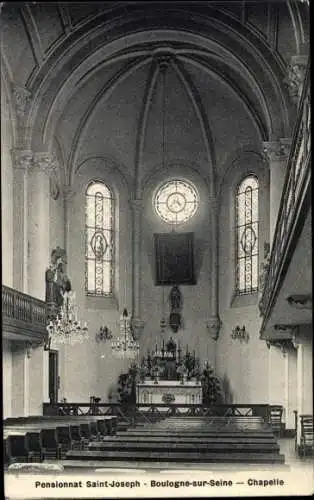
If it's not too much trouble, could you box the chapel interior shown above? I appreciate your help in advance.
[1,0,312,476]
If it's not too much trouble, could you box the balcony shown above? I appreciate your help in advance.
[2,285,48,344]
[259,61,311,339]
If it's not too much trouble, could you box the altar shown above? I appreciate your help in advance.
[136,338,203,410]
[137,379,202,406]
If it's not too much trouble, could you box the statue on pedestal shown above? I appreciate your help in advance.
[169,284,182,332]
[45,247,71,320]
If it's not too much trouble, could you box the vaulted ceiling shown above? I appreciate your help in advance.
[1,2,309,189]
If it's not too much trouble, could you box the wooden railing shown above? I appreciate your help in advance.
[259,61,311,329]
[2,285,47,343]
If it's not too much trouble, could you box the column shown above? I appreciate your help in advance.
[296,341,304,446]
[28,152,58,300]
[130,199,145,339]
[206,198,221,349]
[262,139,291,245]
[267,344,285,405]
[284,351,289,427]
[11,149,33,293]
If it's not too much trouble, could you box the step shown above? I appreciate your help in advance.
[63,459,290,471]
[66,450,285,463]
[88,442,280,453]
[117,431,275,438]
[100,436,277,444]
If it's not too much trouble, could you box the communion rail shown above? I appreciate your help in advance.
[43,402,272,425]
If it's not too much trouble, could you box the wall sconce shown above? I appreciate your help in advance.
[231,325,249,343]
[95,326,113,343]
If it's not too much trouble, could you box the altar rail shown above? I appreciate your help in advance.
[2,285,47,343]
[259,60,311,333]
[43,403,272,425]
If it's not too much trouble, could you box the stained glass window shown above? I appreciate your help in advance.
[235,175,259,294]
[154,179,199,224]
[85,181,114,296]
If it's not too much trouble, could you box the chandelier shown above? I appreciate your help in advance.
[46,291,88,345]
[111,308,140,359]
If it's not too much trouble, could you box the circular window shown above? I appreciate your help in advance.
[154,179,199,224]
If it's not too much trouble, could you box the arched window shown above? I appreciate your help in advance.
[235,175,259,294]
[85,181,114,296]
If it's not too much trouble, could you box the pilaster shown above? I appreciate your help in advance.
[130,199,143,322]
[292,333,304,445]
[262,139,291,244]
[12,84,32,148]
[11,149,33,293]
[28,152,59,299]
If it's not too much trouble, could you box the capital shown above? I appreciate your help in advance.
[284,56,308,104]
[206,315,222,341]
[12,84,32,118]
[11,149,33,171]
[33,152,59,176]
[262,139,291,162]
[131,317,145,340]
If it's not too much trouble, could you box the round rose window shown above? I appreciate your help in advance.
[154,179,199,224]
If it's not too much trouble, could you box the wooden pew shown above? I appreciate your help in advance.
[4,415,117,465]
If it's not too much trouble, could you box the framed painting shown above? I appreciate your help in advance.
[154,232,196,285]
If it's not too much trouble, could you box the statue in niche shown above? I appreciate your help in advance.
[45,247,71,319]
[169,285,182,333]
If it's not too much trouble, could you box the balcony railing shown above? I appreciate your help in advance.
[2,285,47,343]
[259,61,311,331]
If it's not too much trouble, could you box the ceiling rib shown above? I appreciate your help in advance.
[43,49,154,147]
[171,59,216,196]
[20,5,44,65]
[179,55,270,140]
[68,57,152,186]
[134,60,160,198]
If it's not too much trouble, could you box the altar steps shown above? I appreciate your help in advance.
[88,441,280,453]
[65,449,285,464]
[64,416,285,466]
[119,431,275,438]
[98,436,278,445]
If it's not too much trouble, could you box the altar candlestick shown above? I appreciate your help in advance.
[186,345,188,355]
[193,350,195,360]
[162,339,165,350]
